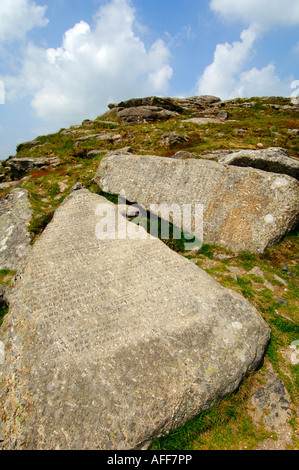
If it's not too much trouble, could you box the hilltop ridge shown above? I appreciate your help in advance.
[0,95,298,450]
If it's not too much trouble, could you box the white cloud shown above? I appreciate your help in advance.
[0,0,48,44]
[196,25,290,100]
[236,65,290,98]
[196,25,257,99]
[210,0,299,27]
[4,0,173,126]
[196,1,298,100]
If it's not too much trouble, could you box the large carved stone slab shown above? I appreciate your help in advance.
[0,188,32,270]
[0,190,270,450]
[94,153,299,253]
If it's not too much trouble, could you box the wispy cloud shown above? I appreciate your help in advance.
[0,0,48,44]
[210,0,299,28]
[2,0,173,126]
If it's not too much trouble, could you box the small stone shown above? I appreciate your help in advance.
[71,182,84,192]
[172,151,195,160]
[289,341,299,365]
[214,253,233,261]
[58,182,68,193]
[228,266,243,275]
[287,129,299,136]
[248,267,265,278]
[0,341,5,365]
[264,280,275,291]
[235,129,247,136]
[119,204,140,219]
[282,263,293,275]
[273,274,288,286]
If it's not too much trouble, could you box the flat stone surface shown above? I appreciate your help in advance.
[95,153,299,253]
[0,190,270,450]
[0,188,32,270]
[5,157,60,180]
[184,117,225,125]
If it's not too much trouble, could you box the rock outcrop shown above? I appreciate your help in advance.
[109,96,184,113]
[219,147,299,181]
[0,189,270,450]
[0,188,32,270]
[116,106,179,124]
[104,95,224,123]
[95,153,299,254]
[4,157,60,180]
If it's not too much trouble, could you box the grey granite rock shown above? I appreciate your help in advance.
[117,106,179,124]
[0,190,270,450]
[250,362,292,432]
[95,153,299,253]
[160,132,189,147]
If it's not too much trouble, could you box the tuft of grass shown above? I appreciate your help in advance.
[236,252,258,270]
[236,276,255,299]
[0,269,17,285]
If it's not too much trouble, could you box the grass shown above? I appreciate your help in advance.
[0,269,16,284]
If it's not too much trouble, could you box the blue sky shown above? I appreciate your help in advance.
[0,0,298,160]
